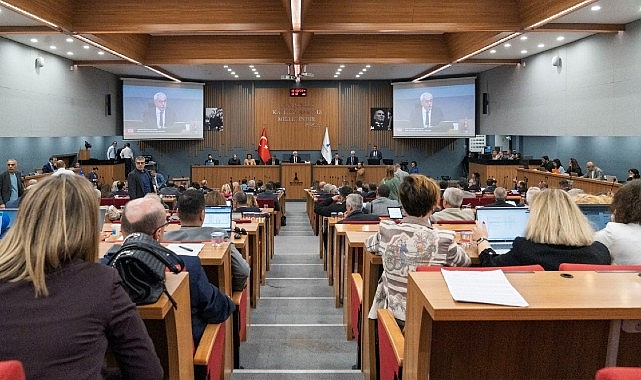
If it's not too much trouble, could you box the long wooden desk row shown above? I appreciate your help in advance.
[192,164,388,200]
[516,168,622,194]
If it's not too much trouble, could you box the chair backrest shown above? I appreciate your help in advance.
[257,197,275,209]
[595,367,641,380]
[377,308,404,380]
[0,360,26,380]
[559,263,641,271]
[416,265,545,272]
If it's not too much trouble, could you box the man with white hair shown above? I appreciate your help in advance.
[430,187,475,222]
[339,194,380,223]
[486,187,515,207]
[345,151,359,166]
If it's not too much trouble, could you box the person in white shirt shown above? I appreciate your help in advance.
[594,180,641,264]
[120,143,134,174]
[106,141,117,160]
[51,160,75,177]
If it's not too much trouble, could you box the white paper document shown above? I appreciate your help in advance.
[166,243,205,257]
[441,269,529,307]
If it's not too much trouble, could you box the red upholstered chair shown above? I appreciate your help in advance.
[231,284,249,369]
[350,273,364,368]
[0,360,26,380]
[257,198,275,209]
[377,308,404,380]
[559,263,641,271]
[194,323,225,380]
[595,367,641,380]
[416,264,545,272]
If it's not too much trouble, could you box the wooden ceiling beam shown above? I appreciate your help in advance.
[2,0,74,30]
[537,23,625,33]
[517,0,598,29]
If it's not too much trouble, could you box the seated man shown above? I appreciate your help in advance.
[314,186,351,217]
[233,191,261,214]
[338,194,380,223]
[164,190,250,292]
[486,187,515,207]
[364,184,400,216]
[158,180,181,197]
[102,197,235,346]
[482,178,497,194]
[430,187,475,222]
[108,181,128,197]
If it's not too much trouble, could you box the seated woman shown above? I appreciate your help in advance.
[220,183,233,199]
[367,174,470,326]
[473,188,611,270]
[243,153,256,165]
[0,174,162,379]
[626,168,640,181]
[595,179,641,264]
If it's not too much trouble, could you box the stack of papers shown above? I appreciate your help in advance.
[441,269,529,307]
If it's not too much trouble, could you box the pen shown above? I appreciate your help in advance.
[179,245,193,252]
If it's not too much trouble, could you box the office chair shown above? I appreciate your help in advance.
[0,360,26,380]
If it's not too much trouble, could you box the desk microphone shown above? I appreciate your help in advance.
[609,177,616,194]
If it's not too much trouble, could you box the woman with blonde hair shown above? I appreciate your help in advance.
[204,188,227,205]
[246,193,259,208]
[0,174,162,378]
[221,183,233,199]
[473,188,610,270]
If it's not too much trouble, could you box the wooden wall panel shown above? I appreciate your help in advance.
[313,165,388,188]
[281,163,311,200]
[191,165,280,190]
[254,87,339,151]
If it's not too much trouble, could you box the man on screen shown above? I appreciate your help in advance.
[370,109,391,130]
[143,92,177,130]
[411,92,445,130]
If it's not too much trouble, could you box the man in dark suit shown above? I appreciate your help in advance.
[289,151,302,163]
[142,92,177,130]
[338,194,380,223]
[127,156,155,199]
[410,92,445,130]
[266,154,280,165]
[345,151,359,166]
[256,182,281,211]
[331,153,343,165]
[368,145,383,161]
[42,156,56,173]
[0,159,24,208]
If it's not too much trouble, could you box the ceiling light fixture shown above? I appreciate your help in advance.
[526,0,592,29]
[413,64,452,82]
[591,5,601,11]
[30,38,38,43]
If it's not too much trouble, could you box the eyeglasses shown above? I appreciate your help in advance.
[153,221,170,235]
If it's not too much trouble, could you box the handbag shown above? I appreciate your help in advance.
[107,232,184,308]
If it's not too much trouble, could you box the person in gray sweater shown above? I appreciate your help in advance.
[364,184,400,216]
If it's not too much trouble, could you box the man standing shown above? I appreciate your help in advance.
[368,145,383,161]
[107,141,118,160]
[42,156,56,173]
[0,159,24,209]
[584,161,605,180]
[120,143,134,175]
[86,167,100,188]
[127,156,155,199]
[164,190,250,292]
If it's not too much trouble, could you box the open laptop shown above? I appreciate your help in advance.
[475,207,530,254]
[577,204,611,231]
[387,206,403,220]
[202,205,233,232]
[0,208,19,239]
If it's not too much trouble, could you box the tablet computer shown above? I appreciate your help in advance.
[388,207,403,219]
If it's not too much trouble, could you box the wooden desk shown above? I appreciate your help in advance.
[281,163,312,200]
[242,223,261,308]
[138,272,194,380]
[404,271,641,380]
[517,168,622,194]
[198,243,233,380]
[333,223,379,307]
[343,231,377,339]
[322,216,339,285]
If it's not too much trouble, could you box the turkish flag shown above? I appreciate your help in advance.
[257,128,271,163]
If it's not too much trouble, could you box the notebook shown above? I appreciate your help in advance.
[577,204,611,231]
[475,207,530,254]
[0,208,19,239]
[202,205,233,231]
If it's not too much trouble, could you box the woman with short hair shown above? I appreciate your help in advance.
[367,175,470,325]
[595,179,641,264]
[473,188,611,270]
[0,174,162,379]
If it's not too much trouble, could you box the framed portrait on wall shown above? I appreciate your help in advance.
[205,107,224,131]
[370,108,392,130]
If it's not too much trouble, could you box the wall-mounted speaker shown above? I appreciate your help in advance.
[105,94,112,116]
[482,92,489,114]
[34,57,44,69]
[552,55,562,67]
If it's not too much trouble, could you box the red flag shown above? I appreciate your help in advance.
[257,128,271,163]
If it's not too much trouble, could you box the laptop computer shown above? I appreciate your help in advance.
[577,204,611,231]
[475,207,530,254]
[0,208,19,239]
[387,206,403,220]
[202,205,233,232]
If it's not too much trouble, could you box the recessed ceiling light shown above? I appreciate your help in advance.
[234,75,238,78]
[591,5,601,11]
[335,72,340,75]
[489,49,496,54]
[337,68,342,71]
[355,75,361,78]
[255,75,260,78]
[520,36,528,41]
[227,68,232,72]
[333,75,338,78]
[521,50,528,54]
[230,71,235,75]
[97,51,104,55]
[82,45,90,49]
[66,51,73,56]
[362,68,367,72]
[65,38,73,43]
[223,65,228,68]
[30,38,38,43]
[358,72,363,75]
[365,65,371,68]
[251,68,256,72]
[557,36,565,41]
[340,64,345,68]
[49,45,56,49]
[249,65,254,68]
[504,43,511,48]
[537,43,545,48]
